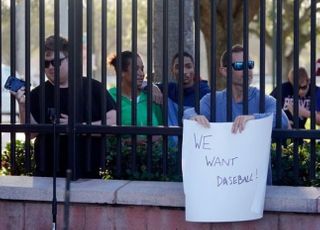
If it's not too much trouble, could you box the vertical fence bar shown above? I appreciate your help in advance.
[210,0,217,122]
[54,0,61,176]
[259,0,266,113]
[226,0,232,121]
[39,0,46,172]
[0,0,3,165]
[131,0,138,173]
[292,0,300,185]
[101,0,107,171]
[68,0,82,180]
[24,0,31,172]
[162,0,169,176]
[116,0,122,177]
[86,0,93,172]
[275,0,283,183]
[178,0,184,126]
[54,0,61,123]
[53,0,61,227]
[194,0,200,113]
[309,0,316,180]
[9,0,17,174]
[293,1,299,130]
[176,0,185,177]
[272,0,277,88]
[146,0,153,173]
[242,0,249,115]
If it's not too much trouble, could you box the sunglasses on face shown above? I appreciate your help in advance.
[44,57,67,68]
[228,61,254,71]
[299,84,308,90]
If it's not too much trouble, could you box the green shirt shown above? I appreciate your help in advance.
[109,87,163,126]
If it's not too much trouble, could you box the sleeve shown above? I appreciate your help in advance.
[199,93,211,120]
[270,86,277,98]
[168,98,178,126]
[30,89,41,123]
[183,93,211,120]
[200,81,211,98]
[262,95,289,129]
[106,90,116,111]
[316,88,320,111]
[183,107,197,119]
[153,103,163,125]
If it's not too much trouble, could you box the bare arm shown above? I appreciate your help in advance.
[10,87,38,139]
[82,110,117,125]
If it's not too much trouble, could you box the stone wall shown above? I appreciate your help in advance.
[0,176,319,229]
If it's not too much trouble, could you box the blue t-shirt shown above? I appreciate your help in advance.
[184,87,289,129]
[165,80,211,107]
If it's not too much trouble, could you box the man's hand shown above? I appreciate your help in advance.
[106,109,117,125]
[231,115,254,134]
[151,84,163,105]
[10,87,26,104]
[285,100,310,119]
[298,100,310,118]
[190,115,210,128]
[60,113,68,124]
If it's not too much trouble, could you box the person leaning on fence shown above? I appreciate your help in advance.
[270,67,320,129]
[10,35,117,179]
[184,44,290,185]
[108,51,163,128]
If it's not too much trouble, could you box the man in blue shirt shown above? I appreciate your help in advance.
[184,45,289,185]
[184,44,289,132]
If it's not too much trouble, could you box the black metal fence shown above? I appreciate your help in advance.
[0,0,319,186]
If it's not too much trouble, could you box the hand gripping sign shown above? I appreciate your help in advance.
[182,115,273,222]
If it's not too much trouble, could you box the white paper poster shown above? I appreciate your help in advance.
[182,115,273,222]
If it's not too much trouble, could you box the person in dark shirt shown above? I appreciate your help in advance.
[165,52,210,108]
[11,35,116,178]
[149,52,210,126]
[270,67,320,129]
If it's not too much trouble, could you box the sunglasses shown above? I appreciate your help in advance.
[44,57,67,68]
[299,84,308,90]
[228,61,254,71]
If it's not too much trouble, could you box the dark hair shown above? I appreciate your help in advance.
[288,67,309,84]
[108,51,140,73]
[45,35,69,57]
[171,51,194,68]
[220,44,244,67]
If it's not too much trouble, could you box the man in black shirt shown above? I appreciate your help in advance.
[12,35,116,178]
[270,67,320,129]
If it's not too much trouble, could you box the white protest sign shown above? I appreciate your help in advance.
[182,115,273,222]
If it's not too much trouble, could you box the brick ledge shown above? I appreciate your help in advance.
[0,176,319,213]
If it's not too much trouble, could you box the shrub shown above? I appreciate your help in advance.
[2,138,319,187]
[271,141,320,186]
[0,140,35,176]
[103,136,182,181]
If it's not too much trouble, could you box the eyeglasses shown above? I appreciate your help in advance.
[44,57,67,68]
[228,61,254,71]
[299,84,308,90]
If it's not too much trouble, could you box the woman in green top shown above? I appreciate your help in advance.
[108,51,163,126]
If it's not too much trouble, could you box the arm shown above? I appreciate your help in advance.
[10,88,39,139]
[296,106,320,126]
[142,81,163,105]
[183,93,212,128]
[87,109,117,125]
[264,95,289,129]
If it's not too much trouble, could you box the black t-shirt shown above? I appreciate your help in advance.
[270,82,319,129]
[30,78,115,178]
